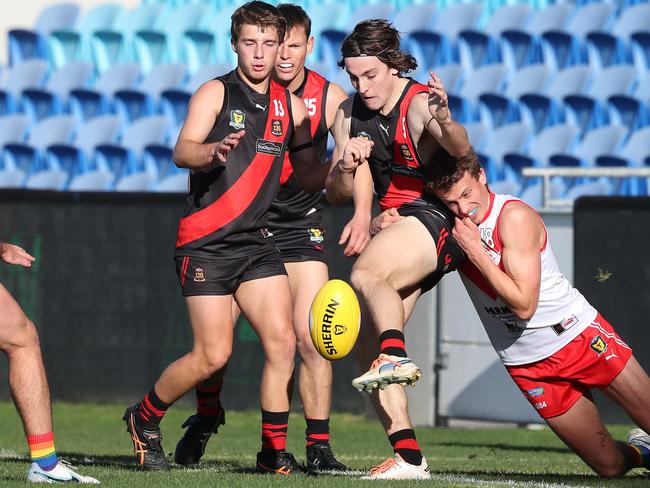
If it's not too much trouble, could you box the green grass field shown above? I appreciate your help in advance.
[0,402,647,487]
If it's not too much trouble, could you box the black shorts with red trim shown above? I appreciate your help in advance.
[398,201,465,293]
[175,241,286,296]
[271,226,327,263]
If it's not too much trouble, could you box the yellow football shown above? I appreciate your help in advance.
[309,279,361,360]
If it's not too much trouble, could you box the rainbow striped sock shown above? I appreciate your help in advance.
[27,432,58,471]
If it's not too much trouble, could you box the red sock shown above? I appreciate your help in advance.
[261,410,288,453]
[196,382,223,418]
[305,418,330,447]
[389,429,423,465]
[380,329,407,357]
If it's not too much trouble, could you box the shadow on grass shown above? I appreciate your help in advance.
[430,441,571,454]
[436,467,649,484]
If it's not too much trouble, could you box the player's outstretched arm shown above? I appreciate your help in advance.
[454,202,542,320]
[413,72,470,157]
[287,92,329,192]
[173,80,245,169]
[0,242,35,267]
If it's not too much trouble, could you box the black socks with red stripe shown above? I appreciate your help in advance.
[261,410,289,454]
[196,382,223,418]
[389,429,423,466]
[305,418,330,447]
[380,329,407,358]
[137,389,170,430]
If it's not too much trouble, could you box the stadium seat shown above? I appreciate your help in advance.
[607,77,650,133]
[585,3,650,71]
[505,123,579,169]
[596,126,650,167]
[408,2,483,68]
[391,4,437,35]
[519,180,567,208]
[630,32,650,73]
[489,179,521,196]
[563,65,638,135]
[91,4,163,73]
[69,63,141,122]
[185,63,233,93]
[540,3,614,71]
[22,62,94,122]
[499,3,572,72]
[477,122,530,181]
[0,114,30,146]
[457,4,531,71]
[7,3,79,65]
[551,125,627,169]
[114,63,186,123]
[429,64,464,95]
[479,64,552,128]
[134,3,207,74]
[449,64,508,124]
[144,144,188,192]
[49,4,122,69]
[0,59,49,115]
[464,122,487,149]
[564,180,612,200]
[518,65,592,132]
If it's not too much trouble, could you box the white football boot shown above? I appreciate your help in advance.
[361,453,431,480]
[628,428,650,470]
[27,460,100,484]
[352,354,422,392]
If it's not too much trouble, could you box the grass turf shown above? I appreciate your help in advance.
[0,402,648,487]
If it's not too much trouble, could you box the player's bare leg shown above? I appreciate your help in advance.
[235,274,304,474]
[351,217,437,391]
[1,284,99,483]
[125,295,234,470]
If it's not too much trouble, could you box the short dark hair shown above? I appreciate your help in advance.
[426,146,481,194]
[338,19,417,73]
[277,3,311,37]
[231,1,286,43]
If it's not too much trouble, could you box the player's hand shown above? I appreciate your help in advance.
[340,137,373,172]
[427,72,451,125]
[339,213,371,256]
[452,216,482,257]
[213,130,245,163]
[0,242,35,267]
[370,208,402,236]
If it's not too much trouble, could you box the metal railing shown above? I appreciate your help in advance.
[521,167,650,209]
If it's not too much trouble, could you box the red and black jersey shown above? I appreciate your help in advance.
[350,79,438,211]
[267,69,330,229]
[175,69,293,257]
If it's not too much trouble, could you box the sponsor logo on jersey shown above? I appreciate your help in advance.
[399,143,414,161]
[388,162,423,179]
[590,335,608,355]
[526,387,544,398]
[271,119,283,136]
[357,131,372,141]
[308,228,324,243]
[256,139,283,156]
[229,109,246,129]
[533,401,547,410]
[193,267,206,282]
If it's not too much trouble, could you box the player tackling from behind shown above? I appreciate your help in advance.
[423,149,650,478]
[0,242,98,483]
[173,3,352,472]
[123,1,330,475]
[325,20,468,478]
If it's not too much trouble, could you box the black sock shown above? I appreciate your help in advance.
[379,329,407,357]
[261,410,289,454]
[137,388,170,429]
[305,418,330,447]
[389,429,423,466]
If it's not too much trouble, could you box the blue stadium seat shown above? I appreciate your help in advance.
[564,180,612,200]
[457,4,531,72]
[69,62,141,122]
[0,60,49,115]
[608,77,650,133]
[185,63,233,93]
[144,144,187,192]
[596,126,650,167]
[91,4,163,73]
[134,3,207,74]
[585,3,650,71]
[540,2,614,71]
[519,180,567,209]
[49,4,122,69]
[8,3,79,65]
[479,64,552,128]
[408,2,483,67]
[489,179,521,196]
[563,65,638,135]
[464,122,487,149]
[477,122,530,181]
[518,65,592,132]
[0,114,30,146]
[391,4,437,35]
[22,62,93,122]
[450,64,508,124]
[114,63,186,124]
[429,64,464,95]
[505,123,579,169]
[499,3,572,72]
[631,32,650,73]
[550,125,627,168]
